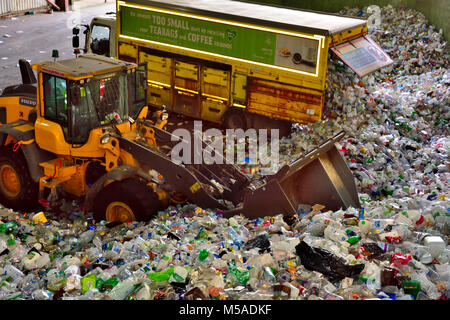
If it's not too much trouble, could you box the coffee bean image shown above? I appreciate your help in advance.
[292,52,302,64]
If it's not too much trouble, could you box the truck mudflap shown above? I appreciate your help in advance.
[240,131,361,219]
[120,128,360,219]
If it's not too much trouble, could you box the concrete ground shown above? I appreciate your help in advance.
[0,0,115,90]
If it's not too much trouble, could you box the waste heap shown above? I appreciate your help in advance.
[0,5,449,300]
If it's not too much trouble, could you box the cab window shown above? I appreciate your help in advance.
[128,64,147,119]
[69,84,100,145]
[43,73,69,138]
[90,24,111,57]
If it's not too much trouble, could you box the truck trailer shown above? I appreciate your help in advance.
[76,0,392,134]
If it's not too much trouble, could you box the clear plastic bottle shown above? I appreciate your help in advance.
[107,279,138,300]
[436,248,449,264]
[426,266,448,296]
[80,288,101,300]
[79,229,95,245]
[413,245,434,264]
[32,289,53,300]
[6,244,27,263]
[20,273,41,296]
[1,264,24,282]
[358,219,374,236]
[360,262,381,289]
[156,243,176,271]
[410,272,441,300]
[225,226,243,247]
[135,283,152,300]
[324,223,348,243]
[92,236,103,249]
[65,274,82,292]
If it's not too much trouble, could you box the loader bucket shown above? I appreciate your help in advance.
[241,131,360,219]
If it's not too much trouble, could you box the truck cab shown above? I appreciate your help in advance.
[84,13,117,58]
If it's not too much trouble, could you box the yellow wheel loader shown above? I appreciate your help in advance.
[0,54,360,223]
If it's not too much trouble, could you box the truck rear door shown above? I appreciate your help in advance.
[330,35,393,77]
[139,52,173,109]
[173,61,201,118]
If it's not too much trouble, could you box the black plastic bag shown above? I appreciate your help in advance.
[295,241,365,282]
[244,233,271,253]
[360,242,387,261]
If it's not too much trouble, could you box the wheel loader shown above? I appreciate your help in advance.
[0,54,360,223]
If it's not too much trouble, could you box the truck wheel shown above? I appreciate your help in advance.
[169,191,188,205]
[247,113,292,138]
[275,120,292,138]
[223,108,247,130]
[0,148,38,211]
[93,178,164,222]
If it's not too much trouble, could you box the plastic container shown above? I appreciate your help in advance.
[423,236,446,258]
[21,251,50,270]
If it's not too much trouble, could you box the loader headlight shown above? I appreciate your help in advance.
[160,112,168,121]
[100,134,110,145]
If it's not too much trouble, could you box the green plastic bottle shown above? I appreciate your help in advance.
[402,280,421,299]
[148,267,175,283]
[103,276,119,290]
[95,276,119,292]
[0,221,18,233]
[228,265,250,285]
[347,236,360,245]
[81,273,98,294]
[198,249,209,262]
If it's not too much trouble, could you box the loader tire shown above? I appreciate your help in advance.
[93,178,164,223]
[0,147,39,211]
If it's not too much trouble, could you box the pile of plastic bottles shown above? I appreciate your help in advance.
[0,5,448,300]
[0,197,448,300]
[270,5,449,203]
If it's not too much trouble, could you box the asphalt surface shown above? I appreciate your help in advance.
[0,1,115,91]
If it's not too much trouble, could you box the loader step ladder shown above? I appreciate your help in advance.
[38,158,78,202]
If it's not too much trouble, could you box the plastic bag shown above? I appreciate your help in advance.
[295,241,365,282]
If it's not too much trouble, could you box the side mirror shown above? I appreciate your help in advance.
[72,26,80,49]
[72,35,80,48]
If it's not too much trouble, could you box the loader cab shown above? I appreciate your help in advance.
[32,54,147,157]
